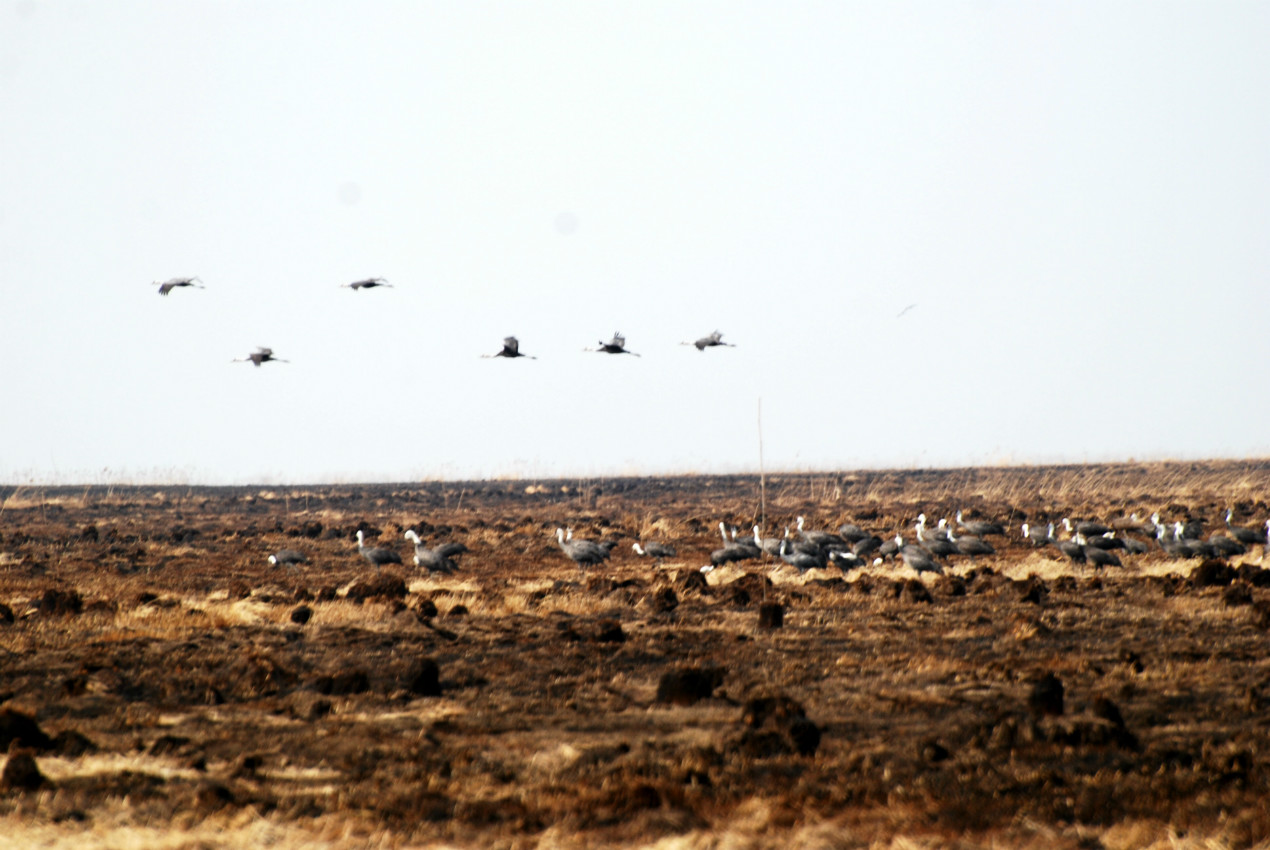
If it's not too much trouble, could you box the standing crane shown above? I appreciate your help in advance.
[355,530,402,570]
[555,528,612,569]
[404,530,467,573]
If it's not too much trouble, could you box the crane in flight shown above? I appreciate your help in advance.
[232,347,289,367]
[153,277,203,296]
[341,277,392,291]
[585,332,640,357]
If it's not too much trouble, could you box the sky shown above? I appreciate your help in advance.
[2,2,1268,485]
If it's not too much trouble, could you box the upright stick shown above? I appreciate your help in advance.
[757,397,766,531]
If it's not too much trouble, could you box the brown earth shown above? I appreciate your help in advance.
[1,460,1269,849]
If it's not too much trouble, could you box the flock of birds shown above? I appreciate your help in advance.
[266,508,1269,578]
[152,276,737,365]
[557,508,1270,575]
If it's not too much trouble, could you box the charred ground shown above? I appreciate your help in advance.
[1,460,1269,848]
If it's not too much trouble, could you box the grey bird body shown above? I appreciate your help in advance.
[405,530,467,573]
[342,277,392,290]
[586,332,640,356]
[956,510,1005,537]
[233,347,288,367]
[153,276,203,296]
[356,529,402,570]
[556,527,612,569]
[632,541,677,560]
[483,336,535,359]
[268,549,308,570]
[682,330,735,351]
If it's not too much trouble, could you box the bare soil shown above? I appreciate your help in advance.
[1,461,1269,849]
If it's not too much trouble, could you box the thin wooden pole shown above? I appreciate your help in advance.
[758,397,766,531]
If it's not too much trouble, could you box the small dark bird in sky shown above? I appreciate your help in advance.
[153,277,203,296]
[482,336,535,359]
[232,347,289,367]
[341,277,392,291]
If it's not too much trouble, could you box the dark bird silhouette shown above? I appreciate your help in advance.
[482,336,535,359]
[153,276,203,296]
[681,330,735,351]
[586,332,640,356]
[900,543,943,574]
[342,277,392,290]
[404,530,467,573]
[1057,537,1087,564]
[232,347,289,367]
[355,530,402,571]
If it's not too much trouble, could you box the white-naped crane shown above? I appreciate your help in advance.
[355,529,402,571]
[153,276,204,296]
[341,277,392,291]
[752,526,783,557]
[232,347,289,367]
[404,530,467,573]
[482,336,536,360]
[585,332,640,357]
[1084,531,1126,551]
[947,528,995,559]
[955,510,1005,538]
[1062,517,1111,537]
[681,330,736,351]
[836,521,869,543]
[1076,534,1122,568]
[1208,534,1247,558]
[1225,509,1262,546]
[555,527,612,569]
[709,521,759,567]
[779,538,825,571]
[915,525,957,559]
[268,549,308,570]
[795,516,847,549]
[916,513,949,542]
[1022,522,1054,547]
[1057,536,1086,564]
[632,541,677,560]
[900,541,943,574]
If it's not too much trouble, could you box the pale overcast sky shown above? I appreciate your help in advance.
[2,2,1267,484]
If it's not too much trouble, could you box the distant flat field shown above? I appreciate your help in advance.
[1,461,1269,849]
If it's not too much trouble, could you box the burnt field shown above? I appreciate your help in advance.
[1,460,1269,849]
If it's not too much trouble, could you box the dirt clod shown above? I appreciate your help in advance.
[757,601,784,629]
[1,748,49,791]
[1028,673,1065,717]
[655,666,726,706]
